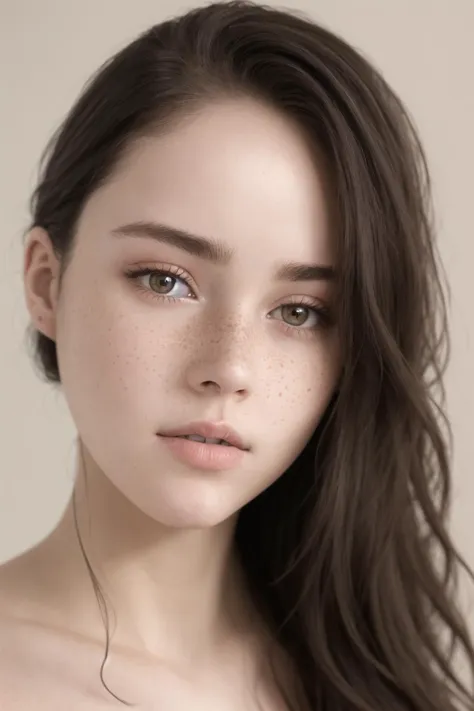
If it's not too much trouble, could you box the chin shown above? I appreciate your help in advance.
[144,506,236,531]
[122,480,240,531]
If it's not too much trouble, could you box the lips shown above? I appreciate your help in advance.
[159,421,249,451]
[173,434,232,446]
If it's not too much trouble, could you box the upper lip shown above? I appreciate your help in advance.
[159,421,249,451]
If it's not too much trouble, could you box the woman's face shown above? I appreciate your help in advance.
[40,99,341,528]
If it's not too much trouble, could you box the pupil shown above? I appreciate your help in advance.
[282,305,308,326]
[151,274,174,294]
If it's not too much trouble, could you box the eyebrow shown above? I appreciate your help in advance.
[111,221,337,283]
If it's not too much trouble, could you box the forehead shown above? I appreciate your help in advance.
[82,99,335,267]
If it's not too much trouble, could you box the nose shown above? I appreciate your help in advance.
[184,324,253,399]
[186,360,250,398]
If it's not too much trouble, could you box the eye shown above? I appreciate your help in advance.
[125,266,196,300]
[146,272,192,298]
[270,301,331,331]
[280,304,314,327]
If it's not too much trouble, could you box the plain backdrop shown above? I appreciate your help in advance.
[0,0,473,632]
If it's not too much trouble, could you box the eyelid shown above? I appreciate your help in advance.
[276,294,323,308]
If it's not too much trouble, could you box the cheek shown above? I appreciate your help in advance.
[55,279,181,428]
[262,341,339,440]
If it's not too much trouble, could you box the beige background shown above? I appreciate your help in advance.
[0,0,472,623]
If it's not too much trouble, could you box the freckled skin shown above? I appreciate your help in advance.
[52,100,340,529]
[0,96,344,707]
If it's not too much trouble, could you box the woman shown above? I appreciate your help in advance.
[0,1,472,709]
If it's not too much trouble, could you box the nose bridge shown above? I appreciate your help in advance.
[185,307,255,396]
[202,310,253,354]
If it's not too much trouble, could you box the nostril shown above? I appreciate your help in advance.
[202,380,219,389]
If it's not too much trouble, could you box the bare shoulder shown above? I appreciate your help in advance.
[0,556,299,710]
[0,556,106,711]
[0,616,292,711]
[0,611,297,711]
[0,610,109,711]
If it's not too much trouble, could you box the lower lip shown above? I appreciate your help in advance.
[158,436,246,471]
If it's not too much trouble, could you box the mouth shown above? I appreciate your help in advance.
[157,423,249,472]
[158,421,249,452]
[170,434,233,447]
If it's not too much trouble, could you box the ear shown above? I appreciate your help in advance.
[23,226,62,342]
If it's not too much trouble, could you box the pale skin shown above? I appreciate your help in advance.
[0,98,341,709]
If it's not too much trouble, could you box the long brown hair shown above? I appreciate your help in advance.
[24,2,474,709]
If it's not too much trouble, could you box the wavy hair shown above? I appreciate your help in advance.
[24,2,474,709]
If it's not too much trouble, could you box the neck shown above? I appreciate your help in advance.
[16,440,260,667]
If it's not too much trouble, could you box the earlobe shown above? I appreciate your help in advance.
[23,226,61,342]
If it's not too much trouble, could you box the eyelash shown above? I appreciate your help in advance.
[124,264,334,337]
